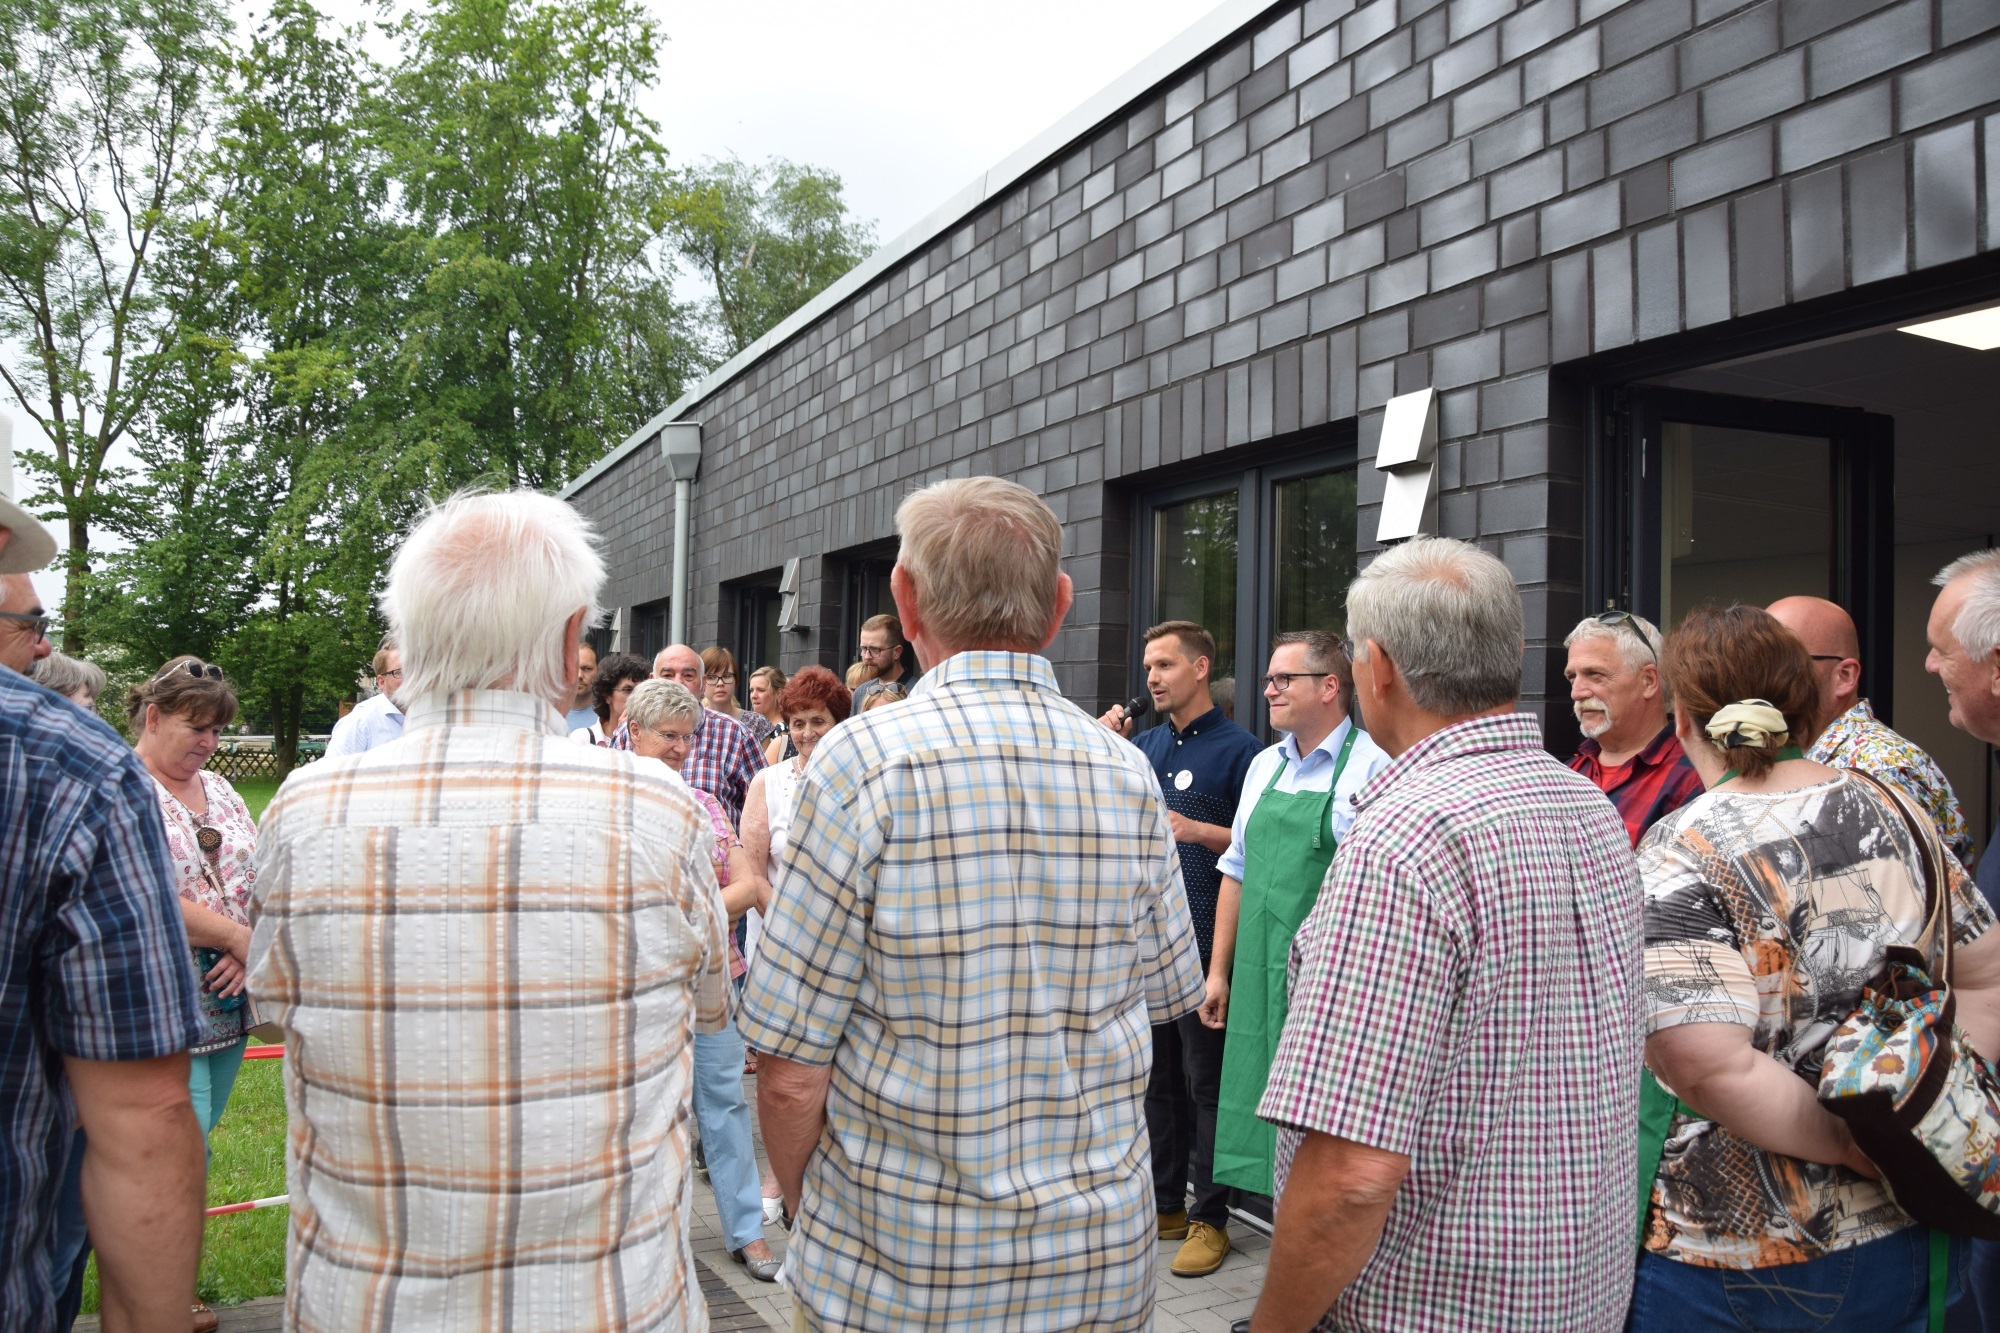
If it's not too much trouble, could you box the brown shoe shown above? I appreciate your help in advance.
[192,1301,220,1333]
[1157,1207,1189,1240]
[1170,1220,1229,1277]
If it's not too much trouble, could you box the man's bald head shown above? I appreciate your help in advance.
[654,644,703,690]
[1767,595,1860,729]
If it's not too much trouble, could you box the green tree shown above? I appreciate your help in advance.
[0,0,231,650]
[665,155,876,358]
[371,0,693,491]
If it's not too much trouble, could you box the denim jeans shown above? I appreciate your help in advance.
[52,1128,90,1328]
[190,1040,248,1140]
[1627,1226,1966,1332]
[693,1020,764,1252]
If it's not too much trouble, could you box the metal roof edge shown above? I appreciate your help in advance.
[561,0,1285,501]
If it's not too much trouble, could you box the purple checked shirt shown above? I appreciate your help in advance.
[1259,712,1644,1332]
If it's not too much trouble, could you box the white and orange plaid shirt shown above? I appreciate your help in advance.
[248,689,732,1333]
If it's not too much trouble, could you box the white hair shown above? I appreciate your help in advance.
[1564,612,1666,687]
[625,679,701,733]
[382,490,604,705]
[1936,549,2000,659]
[1347,536,1523,714]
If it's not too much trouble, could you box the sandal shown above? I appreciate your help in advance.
[192,1300,220,1333]
[730,1246,783,1283]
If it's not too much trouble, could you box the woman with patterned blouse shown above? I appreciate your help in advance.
[128,656,258,1333]
[1632,606,2000,1332]
[623,679,782,1283]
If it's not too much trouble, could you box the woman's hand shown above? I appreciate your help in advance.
[203,950,249,998]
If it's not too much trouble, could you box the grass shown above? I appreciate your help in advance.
[79,771,290,1314]
[80,1045,291,1313]
[234,778,282,822]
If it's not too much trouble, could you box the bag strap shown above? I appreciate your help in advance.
[1856,771,1953,986]
[1929,1228,1949,1333]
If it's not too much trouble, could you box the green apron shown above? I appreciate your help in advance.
[1212,726,1359,1196]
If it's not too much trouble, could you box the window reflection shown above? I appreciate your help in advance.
[1273,469,1357,638]
[1152,491,1239,680]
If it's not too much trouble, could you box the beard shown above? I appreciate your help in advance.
[1574,700,1613,739]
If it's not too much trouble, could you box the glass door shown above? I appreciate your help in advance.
[1602,386,1895,715]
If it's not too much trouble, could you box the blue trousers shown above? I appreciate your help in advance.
[1628,1226,1966,1332]
[692,1021,764,1252]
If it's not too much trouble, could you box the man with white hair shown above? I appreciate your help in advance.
[1928,549,2000,1333]
[249,490,732,1333]
[1562,610,1703,849]
[743,476,1203,1332]
[1243,537,1642,1333]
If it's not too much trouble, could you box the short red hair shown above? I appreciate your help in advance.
[781,664,852,724]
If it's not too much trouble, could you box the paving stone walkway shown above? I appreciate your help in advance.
[75,1076,1268,1331]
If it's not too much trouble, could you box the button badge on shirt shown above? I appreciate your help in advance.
[1174,770,1193,791]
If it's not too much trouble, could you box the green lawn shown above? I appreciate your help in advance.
[234,777,282,822]
[80,1044,290,1312]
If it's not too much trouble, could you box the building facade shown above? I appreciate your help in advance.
[566,0,2000,846]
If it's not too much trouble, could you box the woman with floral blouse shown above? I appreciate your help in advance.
[128,655,258,1333]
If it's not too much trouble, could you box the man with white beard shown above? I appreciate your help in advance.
[1562,611,1703,849]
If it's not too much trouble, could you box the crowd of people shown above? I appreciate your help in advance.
[6,467,2000,1333]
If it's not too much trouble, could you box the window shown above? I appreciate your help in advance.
[831,542,900,673]
[1152,491,1241,680]
[1135,445,1358,734]
[630,597,670,663]
[736,583,783,674]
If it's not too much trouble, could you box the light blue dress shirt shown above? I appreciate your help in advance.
[325,691,404,756]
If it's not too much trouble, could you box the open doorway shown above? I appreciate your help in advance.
[1598,307,2000,855]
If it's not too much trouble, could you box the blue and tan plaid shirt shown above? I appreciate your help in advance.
[739,650,1204,1332]
[0,671,204,1331]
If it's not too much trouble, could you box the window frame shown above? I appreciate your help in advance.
[1132,440,1359,737]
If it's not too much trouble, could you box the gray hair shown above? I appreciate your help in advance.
[1347,537,1523,714]
[625,679,702,734]
[382,490,604,705]
[1935,549,2000,659]
[30,651,106,703]
[1564,613,1664,675]
[896,476,1063,652]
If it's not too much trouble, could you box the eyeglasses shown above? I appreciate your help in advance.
[858,644,899,658]
[379,667,404,680]
[633,723,700,744]
[158,659,224,681]
[0,610,50,641]
[1593,610,1657,661]
[1263,672,1331,691]
[713,671,735,681]
[1807,654,1849,663]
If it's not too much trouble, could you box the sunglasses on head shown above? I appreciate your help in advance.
[160,659,225,682]
[1593,610,1657,661]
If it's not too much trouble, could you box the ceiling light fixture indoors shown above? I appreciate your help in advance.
[1899,305,2000,351]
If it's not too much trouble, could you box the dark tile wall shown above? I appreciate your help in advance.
[571,0,1999,717]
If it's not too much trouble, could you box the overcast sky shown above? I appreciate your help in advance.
[642,0,1220,248]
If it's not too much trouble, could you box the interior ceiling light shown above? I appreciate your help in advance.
[1899,305,2000,351]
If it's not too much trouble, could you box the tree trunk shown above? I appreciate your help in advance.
[274,680,303,781]
[62,512,89,654]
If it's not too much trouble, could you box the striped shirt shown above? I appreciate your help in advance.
[0,671,205,1332]
[1260,712,1644,1332]
[248,689,732,1333]
[738,651,1204,1332]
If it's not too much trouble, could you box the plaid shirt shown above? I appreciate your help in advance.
[249,689,732,1333]
[1568,722,1705,850]
[612,706,763,829]
[1261,713,1643,1332]
[1811,699,1974,867]
[739,651,1204,1332]
[0,672,204,1331]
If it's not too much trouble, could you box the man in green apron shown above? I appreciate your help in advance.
[1200,630,1390,1204]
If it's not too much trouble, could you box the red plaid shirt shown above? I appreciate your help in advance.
[1568,722,1705,850]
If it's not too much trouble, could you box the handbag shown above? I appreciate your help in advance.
[1815,774,2000,1240]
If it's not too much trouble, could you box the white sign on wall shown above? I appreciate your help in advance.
[1374,386,1439,543]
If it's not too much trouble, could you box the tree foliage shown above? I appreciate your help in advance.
[666,156,876,359]
[0,0,872,758]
